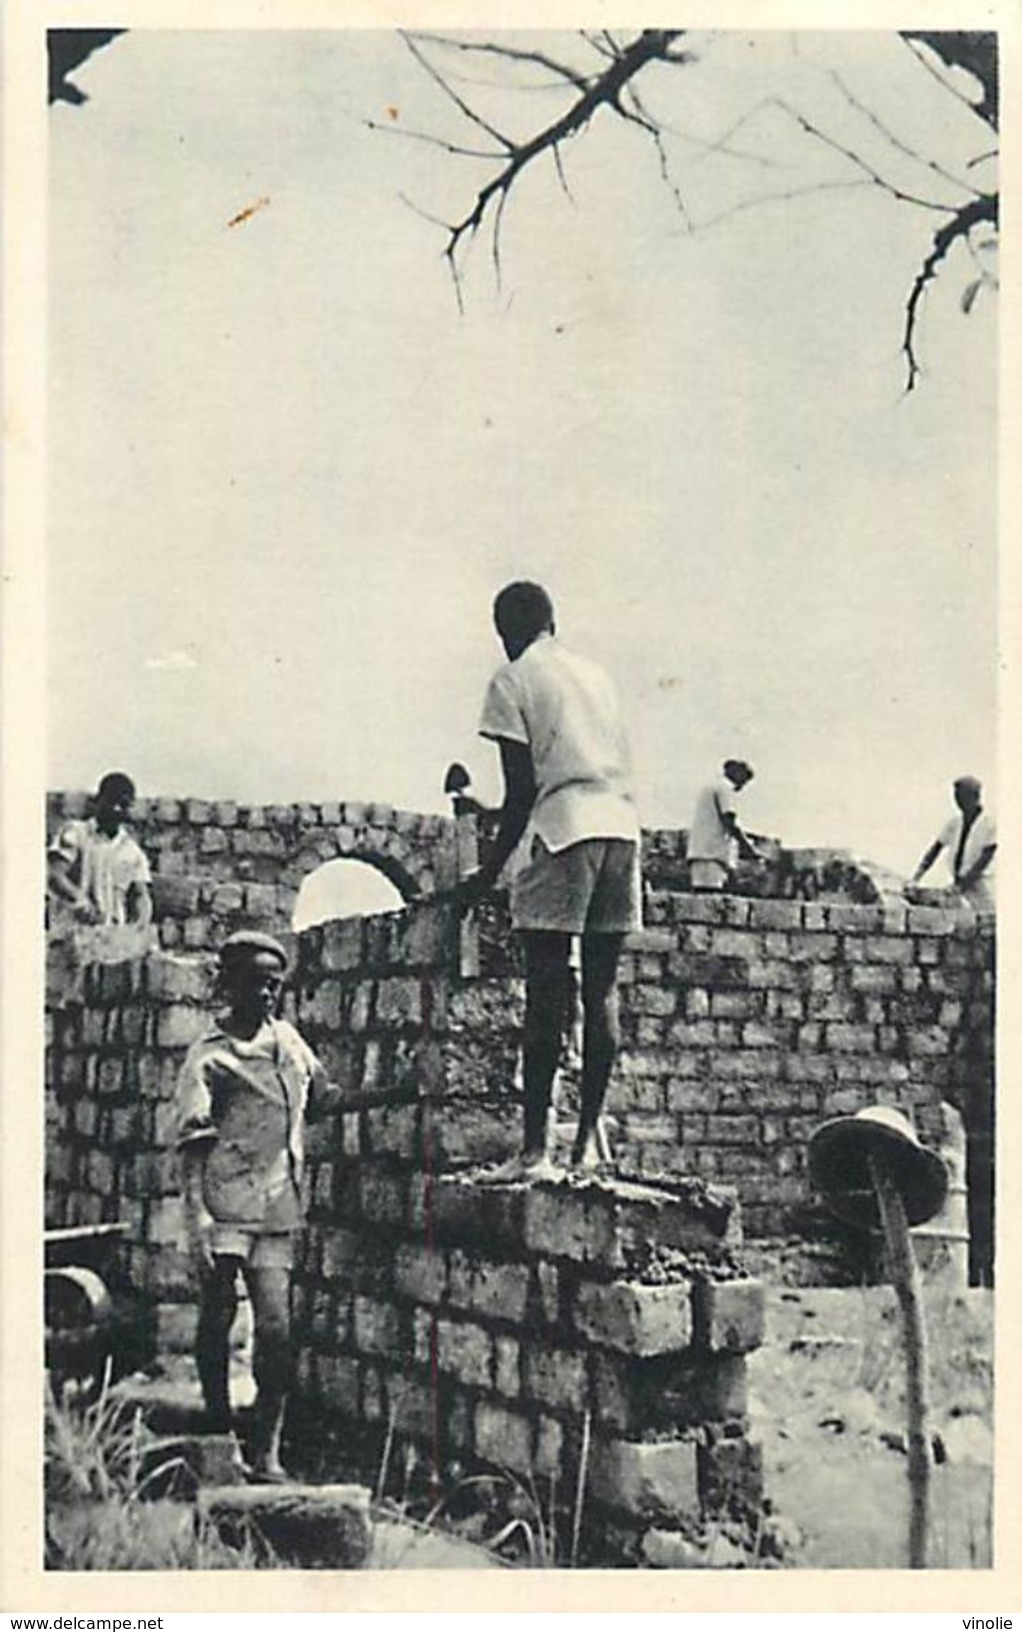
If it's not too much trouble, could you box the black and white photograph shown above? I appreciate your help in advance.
[3,2,1017,1610]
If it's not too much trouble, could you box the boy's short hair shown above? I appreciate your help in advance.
[724,758,753,782]
[493,582,555,647]
[95,771,136,804]
[218,930,289,978]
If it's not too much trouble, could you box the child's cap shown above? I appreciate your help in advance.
[218,930,289,975]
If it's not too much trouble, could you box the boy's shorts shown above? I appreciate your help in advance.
[210,1224,296,1269]
[511,836,642,935]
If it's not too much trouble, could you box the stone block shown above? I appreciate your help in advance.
[473,1401,533,1475]
[447,1254,529,1323]
[436,1318,493,1388]
[574,1279,693,1355]
[692,1279,765,1353]
[589,1438,700,1520]
[197,1482,372,1568]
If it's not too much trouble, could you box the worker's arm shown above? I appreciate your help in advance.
[46,851,99,922]
[957,842,996,895]
[457,738,536,906]
[911,839,944,884]
[179,1140,215,1275]
[715,796,761,864]
[126,878,153,928]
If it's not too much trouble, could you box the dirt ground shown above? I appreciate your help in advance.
[748,1284,993,1569]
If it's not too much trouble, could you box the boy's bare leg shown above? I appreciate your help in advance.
[521,930,572,1161]
[572,933,625,1168]
[195,1256,240,1430]
[243,1264,293,1478]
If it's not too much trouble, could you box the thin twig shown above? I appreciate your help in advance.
[829,67,980,199]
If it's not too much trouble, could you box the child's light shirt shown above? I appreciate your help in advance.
[175,1017,327,1230]
[48,816,151,926]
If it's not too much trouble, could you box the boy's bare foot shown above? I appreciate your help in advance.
[570,1134,603,1171]
[243,1458,289,1485]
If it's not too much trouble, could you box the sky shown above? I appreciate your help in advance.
[47,28,998,879]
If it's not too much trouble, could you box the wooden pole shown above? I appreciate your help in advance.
[867,1150,932,1570]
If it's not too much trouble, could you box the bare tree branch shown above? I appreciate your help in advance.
[401,32,513,149]
[900,31,997,131]
[828,68,981,199]
[364,115,500,162]
[410,32,594,93]
[439,30,687,276]
[902,192,998,390]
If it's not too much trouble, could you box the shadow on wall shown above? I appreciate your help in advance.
[292,858,407,933]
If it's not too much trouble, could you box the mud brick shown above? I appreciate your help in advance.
[745,959,799,989]
[73,1099,99,1138]
[348,984,375,1035]
[522,1345,587,1414]
[594,1351,748,1433]
[589,1438,700,1519]
[364,1104,420,1162]
[631,985,677,1018]
[447,1254,529,1323]
[703,1115,758,1144]
[747,899,804,930]
[494,1335,521,1398]
[865,936,914,964]
[698,1432,764,1517]
[317,1354,363,1418]
[850,964,898,993]
[387,1374,440,1441]
[389,904,459,970]
[625,928,677,954]
[574,1280,693,1356]
[666,1020,716,1050]
[474,1401,533,1475]
[411,1306,434,1365]
[426,1101,519,1168]
[436,1318,492,1388]
[394,1242,448,1305]
[358,1165,408,1229]
[905,1025,951,1056]
[692,1279,765,1353]
[534,1415,564,1477]
[151,876,202,916]
[373,977,422,1030]
[353,1295,404,1359]
[320,918,365,973]
[429,1173,527,1252]
[825,1023,877,1052]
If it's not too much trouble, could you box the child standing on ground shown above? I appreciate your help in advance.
[175,931,335,1481]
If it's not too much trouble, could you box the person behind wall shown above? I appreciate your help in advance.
[175,931,340,1481]
[456,580,642,1179]
[911,775,997,909]
[47,772,155,993]
[687,759,763,891]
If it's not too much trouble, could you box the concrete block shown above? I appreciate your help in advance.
[692,1279,765,1353]
[589,1438,700,1519]
[197,1482,372,1568]
[574,1279,693,1355]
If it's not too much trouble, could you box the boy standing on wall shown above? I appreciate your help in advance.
[459,581,642,1177]
[175,931,336,1481]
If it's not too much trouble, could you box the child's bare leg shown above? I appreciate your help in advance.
[572,933,625,1167]
[243,1265,292,1477]
[196,1257,240,1429]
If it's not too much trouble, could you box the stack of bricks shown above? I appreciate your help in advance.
[46,792,458,957]
[292,1163,766,1566]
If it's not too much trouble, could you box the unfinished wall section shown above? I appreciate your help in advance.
[46,791,458,956]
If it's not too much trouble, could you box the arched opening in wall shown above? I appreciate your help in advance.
[292,857,406,932]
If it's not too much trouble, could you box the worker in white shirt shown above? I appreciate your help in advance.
[912,776,996,908]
